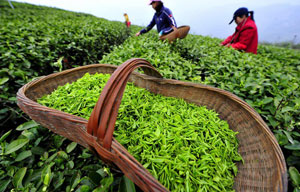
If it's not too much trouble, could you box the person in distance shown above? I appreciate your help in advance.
[124,13,131,28]
[135,0,177,37]
[221,7,258,54]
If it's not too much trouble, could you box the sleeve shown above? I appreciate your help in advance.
[161,9,176,34]
[221,34,234,45]
[163,9,176,27]
[140,16,156,34]
[230,27,255,50]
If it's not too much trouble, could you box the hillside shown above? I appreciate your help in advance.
[1,2,300,192]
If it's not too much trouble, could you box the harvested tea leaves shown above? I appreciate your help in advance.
[38,73,242,192]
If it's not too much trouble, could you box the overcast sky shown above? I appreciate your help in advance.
[12,0,300,42]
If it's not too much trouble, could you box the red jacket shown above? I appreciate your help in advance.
[222,17,258,54]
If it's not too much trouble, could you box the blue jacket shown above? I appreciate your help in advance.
[140,5,177,35]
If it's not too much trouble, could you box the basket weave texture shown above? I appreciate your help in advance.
[160,25,190,42]
[17,58,287,192]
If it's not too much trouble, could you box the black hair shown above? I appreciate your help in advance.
[230,7,255,24]
[236,11,255,22]
[249,11,255,21]
[155,1,163,12]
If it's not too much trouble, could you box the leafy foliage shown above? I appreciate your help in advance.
[172,35,300,133]
[101,33,198,81]
[0,1,132,134]
[0,122,128,192]
[1,1,300,191]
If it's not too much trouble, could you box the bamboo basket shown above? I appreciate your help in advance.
[160,25,190,42]
[17,58,287,192]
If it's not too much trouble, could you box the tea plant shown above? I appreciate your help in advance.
[0,121,130,192]
[0,2,131,134]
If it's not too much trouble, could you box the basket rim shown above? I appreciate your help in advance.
[160,25,190,41]
[17,63,288,191]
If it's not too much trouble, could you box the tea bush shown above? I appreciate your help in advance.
[0,2,132,134]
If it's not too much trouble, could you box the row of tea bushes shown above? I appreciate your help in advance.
[173,35,300,133]
[100,33,199,81]
[0,2,132,133]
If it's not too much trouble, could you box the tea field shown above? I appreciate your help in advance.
[0,1,299,192]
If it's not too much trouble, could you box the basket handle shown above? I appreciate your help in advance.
[87,58,163,150]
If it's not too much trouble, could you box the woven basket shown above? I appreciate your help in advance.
[160,25,190,42]
[17,58,287,192]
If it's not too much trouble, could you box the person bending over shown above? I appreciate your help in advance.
[221,7,258,54]
[136,0,177,37]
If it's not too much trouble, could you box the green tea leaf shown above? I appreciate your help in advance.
[75,185,91,192]
[94,176,114,192]
[283,130,295,144]
[70,173,81,191]
[41,165,52,186]
[16,121,39,131]
[0,77,9,85]
[31,146,45,155]
[53,135,66,148]
[285,144,300,150]
[293,132,300,137]
[289,167,300,187]
[13,167,27,188]
[0,180,11,192]
[57,151,68,159]
[15,150,32,161]
[5,138,29,155]
[44,172,51,186]
[281,106,294,113]
[67,161,75,169]
[119,176,136,192]
[66,142,77,153]
[0,130,12,142]
[262,97,273,105]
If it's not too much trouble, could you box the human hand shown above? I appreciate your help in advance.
[135,32,141,36]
